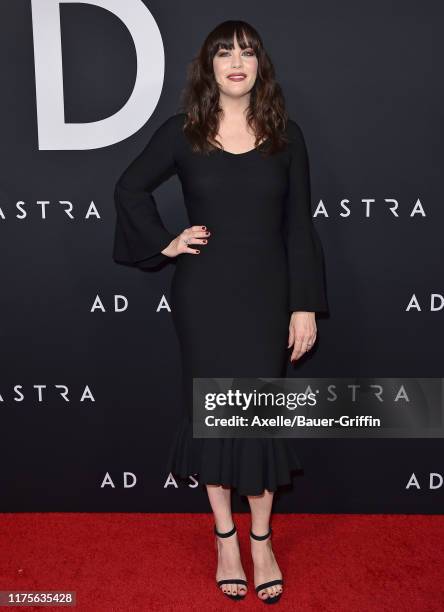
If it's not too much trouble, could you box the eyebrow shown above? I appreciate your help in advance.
[217,46,254,52]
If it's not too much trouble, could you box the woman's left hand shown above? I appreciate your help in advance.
[288,311,317,363]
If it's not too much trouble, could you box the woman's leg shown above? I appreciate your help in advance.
[248,489,283,601]
[206,484,247,596]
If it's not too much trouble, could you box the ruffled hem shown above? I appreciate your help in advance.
[165,417,302,496]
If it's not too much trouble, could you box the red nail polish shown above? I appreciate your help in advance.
[201,226,206,229]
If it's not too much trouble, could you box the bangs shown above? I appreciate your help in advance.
[210,21,262,55]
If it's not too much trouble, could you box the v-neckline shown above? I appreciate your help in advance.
[212,137,269,157]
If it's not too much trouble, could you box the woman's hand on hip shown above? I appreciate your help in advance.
[288,311,317,363]
[161,225,211,258]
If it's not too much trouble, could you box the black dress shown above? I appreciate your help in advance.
[113,112,328,496]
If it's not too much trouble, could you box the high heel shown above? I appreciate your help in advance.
[214,523,247,601]
[250,527,283,604]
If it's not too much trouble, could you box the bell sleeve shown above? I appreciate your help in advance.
[112,116,178,270]
[284,120,329,313]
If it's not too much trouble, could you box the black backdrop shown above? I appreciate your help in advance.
[1,0,443,513]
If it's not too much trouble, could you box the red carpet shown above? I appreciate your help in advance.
[1,513,443,611]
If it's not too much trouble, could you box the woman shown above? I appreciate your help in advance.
[113,20,328,604]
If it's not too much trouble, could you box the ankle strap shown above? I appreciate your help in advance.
[250,526,272,540]
[214,523,236,538]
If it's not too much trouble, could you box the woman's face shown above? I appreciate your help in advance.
[212,33,258,99]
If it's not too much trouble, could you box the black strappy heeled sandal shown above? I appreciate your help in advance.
[250,526,283,604]
[214,523,248,601]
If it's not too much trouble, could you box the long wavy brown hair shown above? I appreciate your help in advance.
[178,20,290,157]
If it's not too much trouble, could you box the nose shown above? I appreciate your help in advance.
[231,52,243,69]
